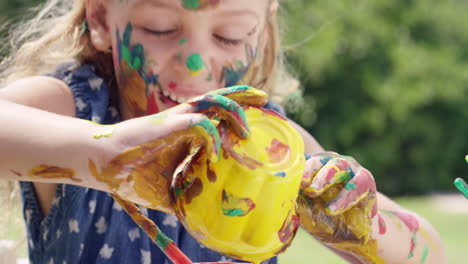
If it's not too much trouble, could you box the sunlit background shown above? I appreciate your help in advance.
[1,0,467,263]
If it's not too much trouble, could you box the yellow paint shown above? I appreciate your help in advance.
[29,165,80,182]
[420,227,438,252]
[89,126,215,214]
[298,185,383,264]
[171,107,305,263]
[93,126,116,139]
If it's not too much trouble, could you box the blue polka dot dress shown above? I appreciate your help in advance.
[19,63,282,264]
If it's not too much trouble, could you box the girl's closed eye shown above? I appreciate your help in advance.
[214,25,258,47]
[143,27,178,38]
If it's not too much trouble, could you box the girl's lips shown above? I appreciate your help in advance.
[159,90,179,108]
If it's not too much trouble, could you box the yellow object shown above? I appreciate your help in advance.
[171,106,305,263]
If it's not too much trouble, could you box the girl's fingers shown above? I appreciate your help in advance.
[210,85,269,107]
[173,93,250,139]
[325,168,378,217]
[301,154,327,189]
[303,157,355,198]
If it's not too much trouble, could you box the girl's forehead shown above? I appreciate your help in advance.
[122,0,268,11]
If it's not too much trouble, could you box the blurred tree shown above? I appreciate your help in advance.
[282,0,468,195]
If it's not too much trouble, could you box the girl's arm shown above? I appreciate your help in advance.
[0,77,114,192]
[289,120,446,264]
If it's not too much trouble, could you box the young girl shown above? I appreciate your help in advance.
[0,0,446,263]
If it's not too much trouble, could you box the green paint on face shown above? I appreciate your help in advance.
[186,53,204,72]
[344,183,357,190]
[179,38,187,45]
[182,0,200,9]
[420,246,429,264]
[206,73,213,81]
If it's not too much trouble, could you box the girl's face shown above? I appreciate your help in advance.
[91,0,270,118]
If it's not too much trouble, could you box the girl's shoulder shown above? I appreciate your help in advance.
[0,74,75,117]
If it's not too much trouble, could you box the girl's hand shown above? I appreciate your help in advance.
[89,86,267,213]
[298,152,381,263]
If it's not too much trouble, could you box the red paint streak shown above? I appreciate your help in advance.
[261,108,287,121]
[169,81,177,90]
[378,214,387,235]
[277,210,300,243]
[393,211,419,233]
[265,139,290,163]
[165,243,194,264]
[10,170,22,177]
[147,90,160,114]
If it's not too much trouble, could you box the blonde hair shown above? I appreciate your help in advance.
[0,0,299,104]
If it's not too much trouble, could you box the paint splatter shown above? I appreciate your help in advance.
[93,127,115,139]
[29,165,81,182]
[274,172,286,177]
[221,45,256,87]
[381,210,420,259]
[345,183,357,190]
[265,139,291,163]
[169,81,177,90]
[186,53,204,76]
[181,0,220,10]
[179,38,187,45]
[221,190,256,217]
[378,214,387,235]
[116,23,159,117]
[277,209,300,243]
[420,245,429,264]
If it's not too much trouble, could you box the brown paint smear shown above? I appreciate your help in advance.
[89,128,209,212]
[118,60,149,117]
[28,165,81,182]
[220,125,263,170]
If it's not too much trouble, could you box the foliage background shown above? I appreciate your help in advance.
[1,0,468,196]
[281,0,468,196]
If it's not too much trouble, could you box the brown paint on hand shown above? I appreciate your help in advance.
[28,165,81,182]
[89,129,209,212]
[297,186,383,264]
[183,177,203,204]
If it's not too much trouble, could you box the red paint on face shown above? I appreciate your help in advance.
[147,90,160,114]
[169,81,177,90]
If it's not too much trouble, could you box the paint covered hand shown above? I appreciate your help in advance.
[89,86,268,214]
[298,152,383,263]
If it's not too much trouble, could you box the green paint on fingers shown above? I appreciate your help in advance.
[420,246,429,264]
[454,178,468,199]
[345,183,357,190]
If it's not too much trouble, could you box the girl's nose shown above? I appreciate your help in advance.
[172,40,215,82]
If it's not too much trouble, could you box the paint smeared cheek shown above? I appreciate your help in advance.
[116,23,160,117]
[181,0,220,10]
[29,165,81,182]
[221,45,257,87]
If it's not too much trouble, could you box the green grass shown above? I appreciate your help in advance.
[280,195,468,264]
[1,195,467,263]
